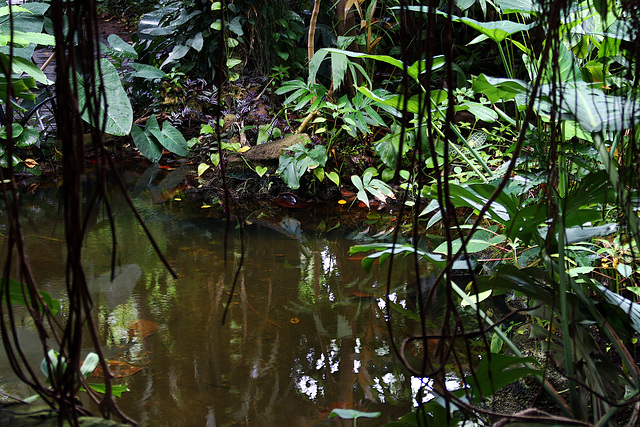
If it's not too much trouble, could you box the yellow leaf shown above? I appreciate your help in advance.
[338,199,347,205]
[24,158,38,168]
[237,146,250,153]
[197,163,210,176]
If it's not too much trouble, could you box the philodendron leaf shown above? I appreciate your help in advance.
[129,63,167,80]
[158,122,189,157]
[107,34,138,59]
[131,124,162,163]
[472,74,529,103]
[77,58,133,136]
[329,408,381,420]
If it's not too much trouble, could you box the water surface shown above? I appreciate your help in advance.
[2,167,421,426]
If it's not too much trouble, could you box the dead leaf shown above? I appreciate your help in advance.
[24,158,38,168]
[90,360,142,378]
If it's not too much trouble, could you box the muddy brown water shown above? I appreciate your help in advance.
[0,167,434,426]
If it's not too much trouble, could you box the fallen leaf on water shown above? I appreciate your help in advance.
[340,188,357,201]
[90,360,142,378]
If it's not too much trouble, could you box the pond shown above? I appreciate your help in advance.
[0,165,434,426]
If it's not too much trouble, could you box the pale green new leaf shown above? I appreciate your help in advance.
[0,31,55,47]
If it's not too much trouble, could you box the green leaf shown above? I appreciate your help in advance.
[472,74,529,103]
[5,55,52,85]
[153,121,189,157]
[256,166,268,177]
[131,124,162,163]
[77,59,133,136]
[329,408,381,420]
[490,325,504,353]
[496,0,540,13]
[16,126,39,148]
[465,354,541,402]
[453,16,537,42]
[0,75,37,101]
[189,32,204,51]
[326,171,340,186]
[617,263,633,278]
[129,63,167,80]
[434,230,505,254]
[161,45,190,68]
[41,349,64,379]
[459,102,498,122]
[1,276,60,315]
[227,58,242,69]
[550,83,640,132]
[86,383,129,398]
[0,123,23,139]
[107,34,138,59]
[0,31,55,47]
[0,5,32,16]
[313,167,324,182]
[228,16,244,36]
[331,50,349,91]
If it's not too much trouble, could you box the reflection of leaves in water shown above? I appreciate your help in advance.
[88,264,142,310]
[279,217,304,241]
[336,315,351,338]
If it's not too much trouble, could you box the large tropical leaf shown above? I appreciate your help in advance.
[145,115,189,157]
[77,59,133,136]
[472,75,529,103]
[131,124,162,163]
[552,83,640,132]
